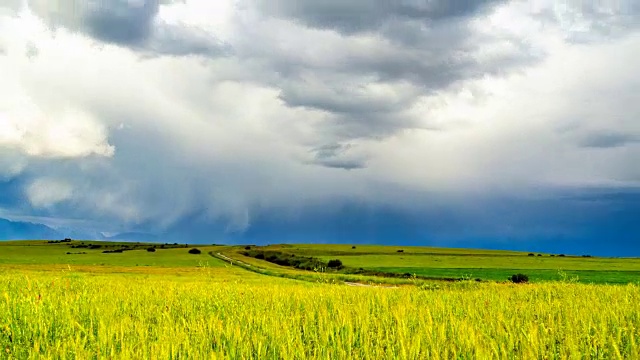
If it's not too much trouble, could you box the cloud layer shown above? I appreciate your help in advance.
[0,0,638,253]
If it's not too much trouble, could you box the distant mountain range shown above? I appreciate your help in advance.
[0,218,62,240]
[0,218,159,243]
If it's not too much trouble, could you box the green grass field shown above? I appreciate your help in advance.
[242,244,640,284]
[0,241,222,268]
[2,240,640,358]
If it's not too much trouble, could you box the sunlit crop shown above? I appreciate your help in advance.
[1,271,639,359]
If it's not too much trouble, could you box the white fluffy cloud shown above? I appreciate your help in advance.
[0,6,115,159]
[0,0,638,234]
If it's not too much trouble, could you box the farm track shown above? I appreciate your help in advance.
[344,282,398,288]
[210,252,400,287]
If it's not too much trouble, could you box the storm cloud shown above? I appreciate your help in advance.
[0,0,639,254]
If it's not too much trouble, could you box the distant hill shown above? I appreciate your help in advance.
[0,218,160,243]
[0,218,62,240]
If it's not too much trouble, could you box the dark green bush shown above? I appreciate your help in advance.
[509,273,529,284]
[528,253,535,256]
[103,249,123,253]
[188,248,201,255]
[397,249,404,253]
[243,250,329,270]
[327,259,343,268]
[147,247,156,252]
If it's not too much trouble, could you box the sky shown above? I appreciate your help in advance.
[0,0,638,255]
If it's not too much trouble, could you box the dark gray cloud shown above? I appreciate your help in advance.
[258,0,505,34]
[579,132,639,149]
[19,0,226,56]
[310,143,367,170]
[242,0,535,143]
[82,0,160,46]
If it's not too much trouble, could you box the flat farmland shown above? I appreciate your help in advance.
[255,244,640,283]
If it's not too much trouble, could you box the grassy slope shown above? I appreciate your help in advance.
[252,244,640,284]
[0,241,226,268]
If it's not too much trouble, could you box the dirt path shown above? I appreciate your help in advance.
[344,282,398,288]
[215,252,252,267]
[214,252,399,288]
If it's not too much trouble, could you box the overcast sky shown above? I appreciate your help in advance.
[0,0,638,254]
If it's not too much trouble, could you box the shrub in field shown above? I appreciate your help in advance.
[245,246,251,250]
[509,274,529,284]
[327,259,343,268]
[103,249,124,254]
[188,248,202,255]
[559,254,566,257]
[351,246,356,249]
[528,253,535,256]
[147,247,156,252]
[397,249,404,253]
[243,250,330,271]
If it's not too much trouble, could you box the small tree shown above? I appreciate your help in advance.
[147,247,156,252]
[188,248,202,255]
[397,249,404,253]
[528,253,535,256]
[327,259,343,268]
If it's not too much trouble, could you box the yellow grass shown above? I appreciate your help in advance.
[1,269,639,359]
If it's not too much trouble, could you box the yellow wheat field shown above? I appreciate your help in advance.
[1,270,639,359]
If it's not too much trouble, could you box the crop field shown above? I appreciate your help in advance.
[1,241,640,358]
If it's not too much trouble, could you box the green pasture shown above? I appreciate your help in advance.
[250,244,640,284]
[0,241,224,268]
